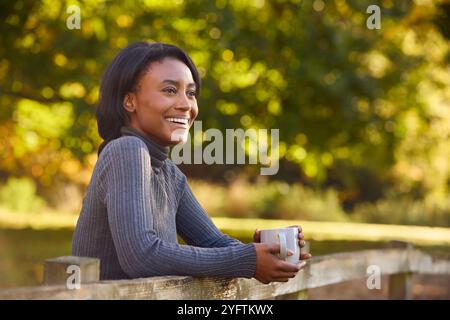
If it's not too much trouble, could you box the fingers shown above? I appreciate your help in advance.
[257,258,308,284]
[267,243,281,254]
[277,268,298,277]
[288,225,302,232]
[266,243,310,260]
[288,225,302,233]
[297,229,306,248]
[273,269,298,281]
[274,261,307,281]
[300,253,312,260]
[253,229,261,242]
[264,277,292,283]
[258,226,306,249]
[277,261,302,273]
[265,244,295,258]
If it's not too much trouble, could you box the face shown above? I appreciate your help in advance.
[124,57,198,146]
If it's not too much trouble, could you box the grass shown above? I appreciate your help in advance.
[0,228,74,288]
[1,208,449,247]
[213,217,450,247]
[0,208,78,230]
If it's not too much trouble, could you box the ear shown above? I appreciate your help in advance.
[123,93,136,113]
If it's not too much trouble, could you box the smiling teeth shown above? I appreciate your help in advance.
[167,118,189,125]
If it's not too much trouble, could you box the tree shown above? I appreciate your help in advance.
[0,0,448,209]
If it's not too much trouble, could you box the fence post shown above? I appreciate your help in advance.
[44,256,100,287]
[386,241,413,300]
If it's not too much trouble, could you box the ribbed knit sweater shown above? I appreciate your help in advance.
[72,127,256,280]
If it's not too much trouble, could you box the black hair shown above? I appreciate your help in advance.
[96,42,201,155]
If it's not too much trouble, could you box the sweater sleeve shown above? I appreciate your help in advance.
[103,137,256,279]
[176,180,244,248]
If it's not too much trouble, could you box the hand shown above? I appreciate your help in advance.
[253,242,306,284]
[253,225,312,261]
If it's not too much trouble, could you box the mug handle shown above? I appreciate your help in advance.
[278,232,287,260]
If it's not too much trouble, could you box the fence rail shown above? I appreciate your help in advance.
[0,241,449,300]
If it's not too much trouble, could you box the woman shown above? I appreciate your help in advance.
[72,42,312,284]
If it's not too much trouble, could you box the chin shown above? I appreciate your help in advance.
[168,129,189,145]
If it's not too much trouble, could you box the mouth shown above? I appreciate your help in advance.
[165,117,190,128]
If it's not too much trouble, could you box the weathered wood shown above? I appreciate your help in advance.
[409,251,450,275]
[388,273,413,300]
[385,241,413,299]
[275,290,308,300]
[1,247,448,300]
[44,256,100,286]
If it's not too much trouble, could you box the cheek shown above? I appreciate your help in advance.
[138,95,170,118]
[191,104,199,119]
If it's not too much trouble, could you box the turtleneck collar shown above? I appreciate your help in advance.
[120,126,169,173]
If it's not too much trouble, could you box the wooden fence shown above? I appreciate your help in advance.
[0,241,448,300]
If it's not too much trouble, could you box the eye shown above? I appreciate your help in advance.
[187,90,196,98]
[163,87,177,95]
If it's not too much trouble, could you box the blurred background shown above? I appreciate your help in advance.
[0,0,449,297]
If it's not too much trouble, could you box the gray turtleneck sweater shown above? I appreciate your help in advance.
[72,127,256,280]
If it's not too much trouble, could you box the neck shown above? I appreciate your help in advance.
[120,126,169,172]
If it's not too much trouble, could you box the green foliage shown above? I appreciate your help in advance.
[190,179,449,226]
[0,177,45,213]
[0,0,448,225]
[352,195,450,227]
[274,184,348,222]
[190,179,349,222]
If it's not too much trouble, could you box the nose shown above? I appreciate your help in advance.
[175,92,192,111]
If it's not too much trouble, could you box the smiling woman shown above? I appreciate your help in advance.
[72,42,311,284]
[95,42,201,154]
[122,57,199,145]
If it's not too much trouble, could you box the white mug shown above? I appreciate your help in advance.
[260,227,300,264]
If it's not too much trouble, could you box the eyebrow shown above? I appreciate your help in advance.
[161,79,196,88]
